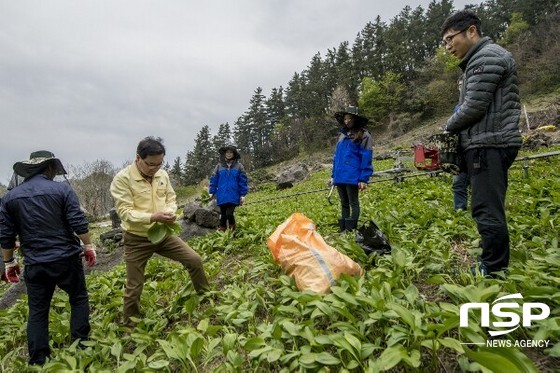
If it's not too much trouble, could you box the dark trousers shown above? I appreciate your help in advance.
[219,203,237,228]
[337,184,360,222]
[452,172,470,210]
[465,147,518,272]
[23,254,90,365]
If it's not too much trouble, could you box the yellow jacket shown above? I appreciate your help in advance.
[110,163,177,237]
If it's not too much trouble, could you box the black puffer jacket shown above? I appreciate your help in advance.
[446,37,522,151]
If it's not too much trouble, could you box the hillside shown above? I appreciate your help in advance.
[0,92,559,371]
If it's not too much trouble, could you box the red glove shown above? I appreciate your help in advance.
[83,244,97,267]
[2,258,21,283]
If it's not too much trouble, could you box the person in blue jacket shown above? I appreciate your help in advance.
[209,145,248,231]
[331,106,374,232]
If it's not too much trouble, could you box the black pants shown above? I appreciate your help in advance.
[23,254,90,365]
[336,184,360,222]
[465,147,518,272]
[219,203,237,228]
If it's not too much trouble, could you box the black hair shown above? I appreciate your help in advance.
[441,9,482,37]
[137,136,166,159]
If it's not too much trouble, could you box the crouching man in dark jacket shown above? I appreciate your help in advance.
[0,150,96,365]
[441,10,522,276]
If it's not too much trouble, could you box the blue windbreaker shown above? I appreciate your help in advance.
[209,160,248,206]
[332,128,374,185]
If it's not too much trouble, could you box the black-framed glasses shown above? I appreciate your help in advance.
[141,158,164,168]
[441,26,470,47]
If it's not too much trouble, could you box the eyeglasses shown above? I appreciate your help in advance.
[141,158,164,168]
[441,26,470,47]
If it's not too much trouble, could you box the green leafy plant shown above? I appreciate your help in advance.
[147,221,182,244]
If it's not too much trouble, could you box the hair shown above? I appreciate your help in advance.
[441,9,482,37]
[43,161,58,180]
[137,136,166,159]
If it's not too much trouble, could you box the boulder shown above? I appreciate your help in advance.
[183,202,200,222]
[522,132,552,150]
[109,208,121,229]
[195,208,220,228]
[100,228,123,243]
[276,163,309,189]
[180,221,218,240]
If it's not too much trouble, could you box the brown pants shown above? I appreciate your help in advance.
[122,232,209,324]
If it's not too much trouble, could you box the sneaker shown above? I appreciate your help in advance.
[470,263,501,278]
[451,263,492,277]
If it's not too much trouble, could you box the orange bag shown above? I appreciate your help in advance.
[267,213,364,294]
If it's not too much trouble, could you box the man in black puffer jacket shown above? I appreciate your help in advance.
[441,10,522,276]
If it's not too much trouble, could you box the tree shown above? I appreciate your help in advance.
[424,0,455,54]
[182,125,214,185]
[69,160,116,219]
[334,42,359,102]
[329,85,352,114]
[358,17,387,81]
[169,156,183,186]
[285,72,307,118]
[359,72,407,126]
[212,122,233,164]
[266,87,286,127]
[499,12,530,45]
[245,87,272,168]
[302,53,329,117]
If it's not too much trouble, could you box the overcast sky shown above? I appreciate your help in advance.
[0,0,481,185]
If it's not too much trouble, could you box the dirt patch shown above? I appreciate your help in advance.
[0,243,124,310]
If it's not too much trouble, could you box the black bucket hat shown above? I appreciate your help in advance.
[13,150,67,179]
[219,145,240,160]
[334,106,369,128]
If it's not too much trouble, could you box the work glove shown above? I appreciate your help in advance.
[239,196,245,206]
[209,194,215,200]
[83,244,97,267]
[327,178,334,187]
[2,258,21,283]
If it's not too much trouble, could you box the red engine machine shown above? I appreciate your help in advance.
[413,143,441,171]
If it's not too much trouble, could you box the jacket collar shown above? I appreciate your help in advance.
[459,36,492,71]
[131,163,162,182]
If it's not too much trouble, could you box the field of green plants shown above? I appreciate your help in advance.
[0,146,559,372]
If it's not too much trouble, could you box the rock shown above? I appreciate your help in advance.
[194,208,220,228]
[276,181,293,190]
[100,228,122,242]
[522,132,552,150]
[183,202,200,222]
[180,221,217,240]
[109,208,121,229]
[276,163,309,189]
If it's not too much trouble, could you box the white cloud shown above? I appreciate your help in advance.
[0,0,479,184]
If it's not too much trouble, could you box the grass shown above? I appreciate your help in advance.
[0,145,559,372]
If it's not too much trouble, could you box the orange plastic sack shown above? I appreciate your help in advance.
[267,212,364,294]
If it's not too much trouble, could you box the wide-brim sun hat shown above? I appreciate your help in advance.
[13,150,67,179]
[334,106,369,127]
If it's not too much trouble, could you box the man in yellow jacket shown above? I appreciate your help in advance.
[110,136,209,327]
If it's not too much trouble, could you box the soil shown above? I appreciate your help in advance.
[0,237,124,310]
